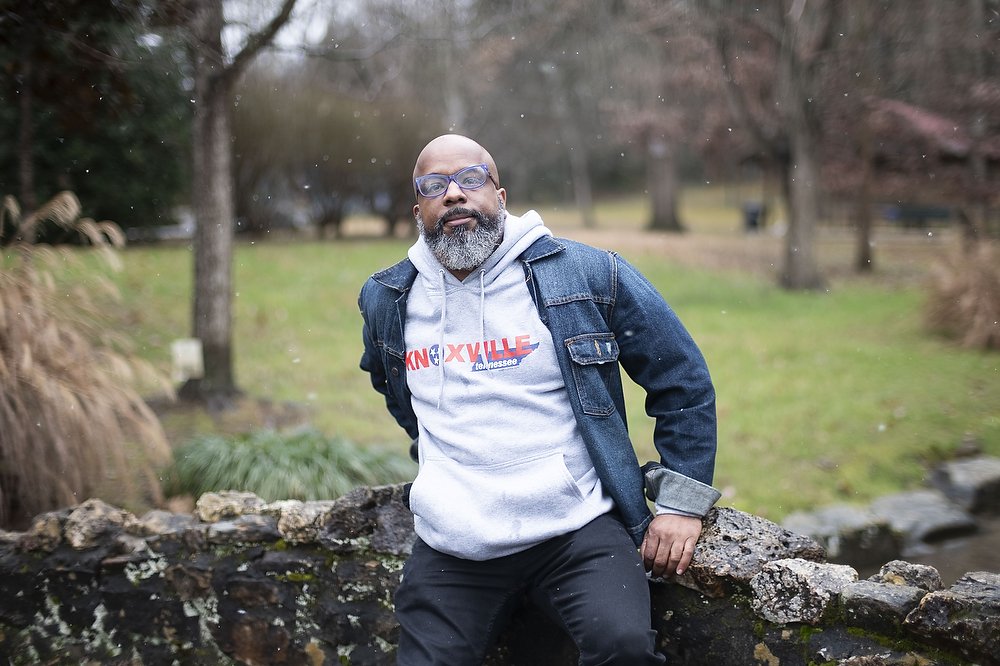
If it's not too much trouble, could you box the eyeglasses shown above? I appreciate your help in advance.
[414,164,498,198]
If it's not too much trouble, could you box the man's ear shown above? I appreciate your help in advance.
[413,204,420,219]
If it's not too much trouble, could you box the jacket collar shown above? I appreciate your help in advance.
[371,258,418,293]
[371,235,566,293]
[520,235,566,263]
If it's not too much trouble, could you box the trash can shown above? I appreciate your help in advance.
[743,201,766,232]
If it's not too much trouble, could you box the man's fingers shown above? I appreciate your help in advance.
[676,537,696,576]
[664,538,687,577]
[649,539,675,578]
[641,534,658,572]
[646,537,697,578]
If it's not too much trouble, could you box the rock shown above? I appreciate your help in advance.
[195,491,268,522]
[17,510,66,552]
[317,484,414,556]
[840,579,927,633]
[265,499,337,544]
[138,509,201,536]
[869,490,977,554]
[64,499,140,550]
[804,625,935,666]
[164,562,213,600]
[112,532,153,556]
[682,507,826,597]
[930,456,1000,514]
[782,504,901,569]
[207,514,281,545]
[750,558,858,625]
[229,616,292,666]
[371,485,416,556]
[832,654,936,666]
[868,560,943,592]
[904,571,1000,665]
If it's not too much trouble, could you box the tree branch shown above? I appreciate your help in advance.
[797,0,840,70]
[221,0,298,88]
[713,28,781,160]
[285,29,404,62]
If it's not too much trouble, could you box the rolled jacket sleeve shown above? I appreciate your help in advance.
[642,462,721,517]
[611,255,720,510]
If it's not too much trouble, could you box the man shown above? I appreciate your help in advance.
[359,134,719,665]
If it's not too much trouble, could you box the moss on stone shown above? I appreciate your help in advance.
[844,626,965,664]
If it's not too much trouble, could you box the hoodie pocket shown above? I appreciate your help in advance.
[408,451,589,558]
[566,333,619,417]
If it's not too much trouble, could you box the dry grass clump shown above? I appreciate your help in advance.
[0,192,173,528]
[924,241,1000,351]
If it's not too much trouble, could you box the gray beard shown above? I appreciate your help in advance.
[417,202,505,272]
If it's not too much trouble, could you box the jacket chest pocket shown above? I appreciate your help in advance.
[565,333,619,417]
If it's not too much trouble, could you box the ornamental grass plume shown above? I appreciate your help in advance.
[924,241,1000,351]
[0,192,173,528]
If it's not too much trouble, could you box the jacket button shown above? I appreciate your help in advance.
[390,367,400,377]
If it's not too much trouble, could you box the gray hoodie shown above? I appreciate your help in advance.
[404,210,613,560]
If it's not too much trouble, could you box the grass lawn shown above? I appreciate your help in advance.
[109,188,999,521]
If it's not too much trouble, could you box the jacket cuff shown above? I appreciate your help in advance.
[642,462,721,517]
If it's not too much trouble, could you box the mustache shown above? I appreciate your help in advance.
[436,207,486,229]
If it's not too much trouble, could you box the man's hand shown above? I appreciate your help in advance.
[641,514,702,578]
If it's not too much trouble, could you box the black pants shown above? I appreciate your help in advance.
[394,513,666,665]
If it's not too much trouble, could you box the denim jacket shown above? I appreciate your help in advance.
[359,235,719,547]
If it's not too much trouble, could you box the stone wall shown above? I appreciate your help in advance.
[783,456,1000,576]
[1,486,997,665]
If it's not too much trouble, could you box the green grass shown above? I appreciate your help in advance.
[107,190,1000,521]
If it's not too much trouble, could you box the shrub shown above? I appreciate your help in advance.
[924,242,1000,351]
[166,428,414,502]
[0,192,173,527]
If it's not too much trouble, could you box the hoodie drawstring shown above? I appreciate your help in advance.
[436,269,447,408]
[479,270,487,372]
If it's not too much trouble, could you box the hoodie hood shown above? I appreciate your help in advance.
[407,209,550,286]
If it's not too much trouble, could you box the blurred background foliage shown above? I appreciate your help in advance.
[0,0,191,239]
[4,0,993,243]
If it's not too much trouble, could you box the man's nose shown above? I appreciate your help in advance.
[442,179,467,204]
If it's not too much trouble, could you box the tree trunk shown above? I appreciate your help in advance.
[544,65,597,229]
[647,138,684,232]
[181,0,239,402]
[17,55,37,217]
[778,21,823,291]
[964,0,988,253]
[781,126,824,290]
[559,100,596,229]
[854,115,874,273]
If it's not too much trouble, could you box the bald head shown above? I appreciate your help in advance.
[412,134,501,187]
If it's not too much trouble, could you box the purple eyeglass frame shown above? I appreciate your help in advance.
[413,163,499,198]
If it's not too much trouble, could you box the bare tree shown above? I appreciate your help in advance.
[697,0,840,290]
[613,0,730,233]
[170,0,297,404]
